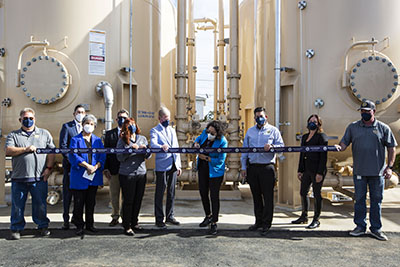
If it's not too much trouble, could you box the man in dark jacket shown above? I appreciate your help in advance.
[103,109,129,226]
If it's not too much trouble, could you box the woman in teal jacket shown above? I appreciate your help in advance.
[194,120,227,235]
[69,114,106,235]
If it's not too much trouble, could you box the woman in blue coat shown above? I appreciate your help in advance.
[194,120,228,235]
[69,114,106,235]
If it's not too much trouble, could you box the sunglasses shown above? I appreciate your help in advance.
[23,117,34,120]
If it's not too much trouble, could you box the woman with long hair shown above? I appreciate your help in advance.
[194,120,228,235]
[116,118,151,236]
[292,114,328,229]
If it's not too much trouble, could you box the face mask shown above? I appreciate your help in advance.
[22,118,34,128]
[255,116,266,126]
[83,124,94,134]
[361,112,372,122]
[207,133,216,141]
[128,124,136,134]
[117,117,125,128]
[307,122,318,131]
[75,113,85,122]
[161,120,170,127]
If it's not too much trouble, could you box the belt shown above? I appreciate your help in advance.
[248,163,274,167]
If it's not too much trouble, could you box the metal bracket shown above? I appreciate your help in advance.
[174,73,188,79]
[298,1,307,10]
[1,98,11,107]
[227,73,241,79]
[0,48,5,57]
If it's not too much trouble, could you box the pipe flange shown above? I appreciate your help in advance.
[95,81,112,97]
[174,73,188,79]
[227,73,242,79]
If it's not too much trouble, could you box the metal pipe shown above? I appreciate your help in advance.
[226,0,241,182]
[175,0,188,168]
[342,39,379,87]
[187,0,195,116]
[218,0,225,114]
[275,0,281,128]
[129,0,133,116]
[96,81,114,131]
[213,29,218,119]
[194,17,217,26]
[16,39,50,87]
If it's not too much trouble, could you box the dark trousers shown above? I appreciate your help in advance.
[71,186,98,229]
[155,166,177,223]
[300,172,324,220]
[119,174,146,230]
[247,164,275,227]
[62,168,73,223]
[198,164,223,223]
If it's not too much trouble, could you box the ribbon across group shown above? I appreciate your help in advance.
[36,146,338,154]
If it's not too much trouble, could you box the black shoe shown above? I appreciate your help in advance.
[109,219,119,227]
[306,220,320,229]
[209,223,217,235]
[248,224,262,231]
[261,226,270,236]
[156,222,167,229]
[291,216,308,224]
[76,228,84,236]
[40,228,51,237]
[199,216,212,227]
[124,228,135,236]
[61,222,70,230]
[10,230,20,240]
[133,224,143,231]
[166,218,180,225]
[86,226,98,233]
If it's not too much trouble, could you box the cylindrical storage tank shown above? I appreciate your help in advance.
[240,0,400,207]
[0,0,161,145]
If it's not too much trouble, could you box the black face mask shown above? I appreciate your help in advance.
[307,122,318,131]
[361,112,372,122]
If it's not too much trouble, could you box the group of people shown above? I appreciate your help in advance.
[5,99,396,241]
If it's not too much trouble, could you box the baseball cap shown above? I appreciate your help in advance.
[358,100,376,111]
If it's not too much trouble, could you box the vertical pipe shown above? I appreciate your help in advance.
[187,0,195,115]
[175,0,188,168]
[213,29,218,118]
[218,0,225,115]
[129,0,133,116]
[226,0,241,181]
[275,0,281,128]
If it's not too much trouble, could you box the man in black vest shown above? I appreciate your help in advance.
[59,104,85,230]
[104,109,129,226]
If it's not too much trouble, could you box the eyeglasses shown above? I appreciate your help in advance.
[23,117,34,120]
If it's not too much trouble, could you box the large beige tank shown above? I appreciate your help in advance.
[0,0,176,204]
[240,0,400,207]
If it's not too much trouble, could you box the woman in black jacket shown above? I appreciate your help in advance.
[292,114,328,229]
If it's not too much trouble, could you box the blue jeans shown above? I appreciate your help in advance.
[11,180,50,231]
[353,175,384,232]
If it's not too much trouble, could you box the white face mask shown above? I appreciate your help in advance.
[83,124,94,134]
[75,113,85,122]
[207,133,216,141]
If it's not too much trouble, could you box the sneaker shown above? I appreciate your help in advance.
[209,223,217,235]
[165,218,180,225]
[124,228,135,236]
[349,227,366,237]
[10,230,20,240]
[199,216,212,227]
[40,228,51,237]
[370,230,388,241]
